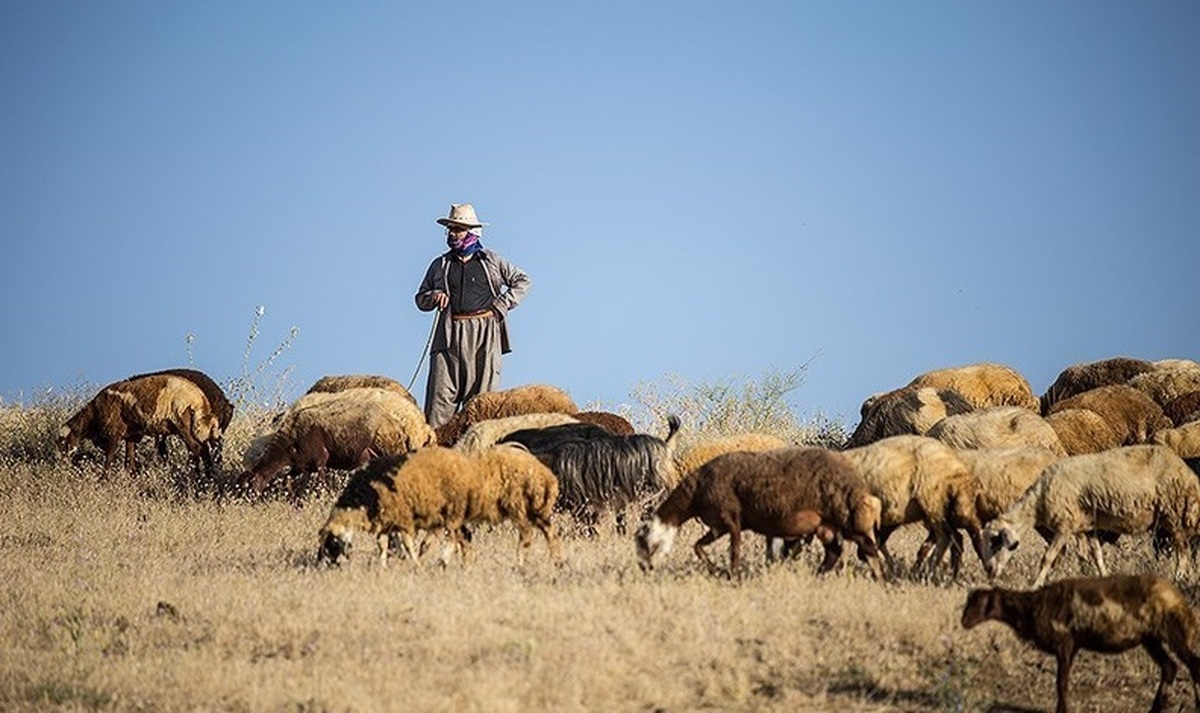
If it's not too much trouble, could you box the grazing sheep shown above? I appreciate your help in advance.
[572,410,636,435]
[238,387,436,499]
[839,435,984,579]
[908,362,1039,412]
[1039,357,1156,414]
[673,432,790,481]
[846,386,974,448]
[1129,368,1200,409]
[500,416,682,532]
[435,383,578,446]
[1047,384,1172,446]
[451,412,581,453]
[1154,358,1200,372]
[962,574,1200,713]
[981,445,1200,587]
[127,368,234,466]
[317,444,561,566]
[1163,391,1200,427]
[1044,408,1122,455]
[635,446,885,580]
[305,374,418,406]
[926,406,1068,456]
[1152,421,1200,459]
[58,374,222,482]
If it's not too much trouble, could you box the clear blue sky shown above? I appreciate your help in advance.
[2,2,1198,425]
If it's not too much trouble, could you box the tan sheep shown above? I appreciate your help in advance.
[846,386,974,448]
[1044,408,1122,455]
[317,444,561,566]
[1128,368,1200,409]
[305,374,418,406]
[907,362,1039,411]
[673,432,790,481]
[926,406,1067,456]
[451,412,581,453]
[1039,356,1156,414]
[238,387,435,499]
[962,574,1200,713]
[434,383,578,446]
[1152,421,1200,459]
[572,410,636,435]
[58,374,222,482]
[981,445,1200,587]
[1047,384,1172,446]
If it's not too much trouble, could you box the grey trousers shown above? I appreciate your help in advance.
[424,315,503,428]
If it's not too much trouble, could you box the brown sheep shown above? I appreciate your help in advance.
[305,374,418,406]
[572,410,636,435]
[1152,421,1200,459]
[926,406,1068,456]
[846,386,974,448]
[635,447,885,580]
[1039,356,1156,414]
[962,574,1200,713]
[907,362,1040,411]
[1163,391,1200,427]
[237,387,435,500]
[1044,408,1122,455]
[58,374,222,483]
[435,383,578,446]
[1047,384,1172,446]
[127,368,234,467]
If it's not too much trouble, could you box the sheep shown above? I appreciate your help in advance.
[839,435,984,579]
[1153,358,1200,372]
[961,574,1200,713]
[499,416,681,533]
[434,383,578,446]
[237,387,436,500]
[127,368,234,467]
[907,362,1040,412]
[1152,421,1200,459]
[1047,384,1172,446]
[846,386,974,448]
[635,446,885,580]
[572,410,636,435]
[57,374,222,483]
[1128,368,1200,409]
[451,412,581,453]
[1044,407,1122,455]
[674,432,790,482]
[305,373,418,406]
[926,406,1068,456]
[1039,356,1156,414]
[1163,391,1200,427]
[980,445,1200,588]
[316,443,561,567]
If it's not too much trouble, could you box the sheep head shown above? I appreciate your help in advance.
[981,519,1020,579]
[316,507,372,566]
[961,588,1004,629]
[635,516,677,572]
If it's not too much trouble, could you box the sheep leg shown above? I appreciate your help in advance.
[1143,639,1177,713]
[376,534,390,567]
[1085,534,1109,577]
[1164,622,1200,711]
[400,532,423,566]
[1054,645,1076,713]
[728,526,744,581]
[693,529,724,576]
[815,530,843,574]
[1033,534,1072,588]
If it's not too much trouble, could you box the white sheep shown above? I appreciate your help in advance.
[451,412,581,453]
[926,406,1068,456]
[434,383,578,446]
[981,445,1200,587]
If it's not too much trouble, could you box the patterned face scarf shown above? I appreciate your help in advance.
[447,229,483,258]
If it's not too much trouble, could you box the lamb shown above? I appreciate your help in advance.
[1163,391,1200,427]
[317,443,561,567]
[846,386,974,448]
[1039,356,1156,414]
[237,387,436,499]
[451,412,581,453]
[1047,384,1172,446]
[573,410,636,435]
[1128,368,1200,409]
[839,435,984,579]
[635,446,885,580]
[500,416,682,532]
[962,574,1200,713]
[980,445,1200,588]
[1044,407,1122,455]
[127,368,234,467]
[1152,421,1200,459]
[57,374,222,483]
[907,362,1040,412]
[926,406,1068,456]
[305,373,418,406]
[434,383,578,446]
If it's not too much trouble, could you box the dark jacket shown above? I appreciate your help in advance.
[414,249,531,354]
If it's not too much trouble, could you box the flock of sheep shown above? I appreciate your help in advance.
[53,356,1200,712]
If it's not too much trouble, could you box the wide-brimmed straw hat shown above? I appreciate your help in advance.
[436,203,487,228]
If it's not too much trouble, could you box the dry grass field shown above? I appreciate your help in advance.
[3,384,1198,713]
